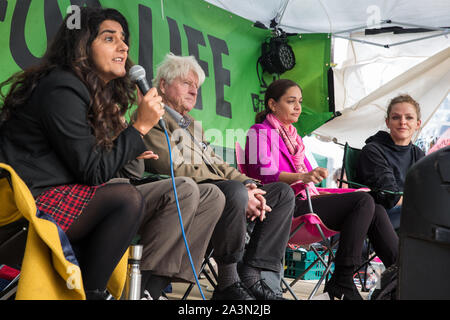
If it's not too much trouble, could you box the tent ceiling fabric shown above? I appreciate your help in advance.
[204,0,450,34]
[332,32,450,112]
[315,47,450,149]
[205,0,450,148]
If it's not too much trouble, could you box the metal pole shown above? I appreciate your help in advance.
[124,245,143,300]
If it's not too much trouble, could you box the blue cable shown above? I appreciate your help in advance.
[162,125,206,300]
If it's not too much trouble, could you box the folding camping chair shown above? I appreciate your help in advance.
[0,218,27,300]
[281,186,339,300]
[338,142,403,198]
[337,143,377,291]
[338,143,362,189]
[181,247,218,300]
[235,142,339,300]
[337,142,403,291]
[0,165,144,300]
[0,168,28,300]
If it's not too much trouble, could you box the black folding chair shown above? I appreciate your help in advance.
[338,142,403,198]
[337,142,402,291]
[181,247,218,300]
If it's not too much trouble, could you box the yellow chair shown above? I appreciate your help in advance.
[0,163,128,300]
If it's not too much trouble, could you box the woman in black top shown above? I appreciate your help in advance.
[357,94,425,229]
[0,7,163,299]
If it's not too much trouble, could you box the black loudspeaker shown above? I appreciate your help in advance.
[398,146,450,299]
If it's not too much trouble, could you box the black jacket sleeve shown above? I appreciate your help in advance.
[357,143,401,209]
[38,72,147,185]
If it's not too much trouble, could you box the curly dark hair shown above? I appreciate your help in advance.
[0,6,136,150]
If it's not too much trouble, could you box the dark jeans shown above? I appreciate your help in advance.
[295,192,398,268]
[206,180,295,273]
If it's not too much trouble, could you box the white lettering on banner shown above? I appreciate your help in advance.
[366,5,382,27]
[66,5,81,30]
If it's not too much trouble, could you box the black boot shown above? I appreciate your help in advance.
[324,265,363,300]
[324,276,363,300]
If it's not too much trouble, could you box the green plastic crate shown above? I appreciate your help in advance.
[284,248,335,280]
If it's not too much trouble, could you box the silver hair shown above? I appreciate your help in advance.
[152,53,206,89]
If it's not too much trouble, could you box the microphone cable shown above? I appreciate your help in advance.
[129,64,205,299]
[160,119,206,300]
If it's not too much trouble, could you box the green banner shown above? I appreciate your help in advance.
[0,0,331,150]
[283,34,333,137]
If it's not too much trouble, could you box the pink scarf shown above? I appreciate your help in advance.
[266,113,319,196]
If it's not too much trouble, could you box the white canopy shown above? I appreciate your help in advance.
[317,35,450,148]
[205,0,450,148]
[204,0,450,35]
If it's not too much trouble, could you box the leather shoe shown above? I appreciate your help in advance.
[212,282,256,300]
[248,279,286,300]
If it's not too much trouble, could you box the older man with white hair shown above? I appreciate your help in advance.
[140,53,295,300]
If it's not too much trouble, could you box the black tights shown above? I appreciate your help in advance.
[295,192,398,269]
[66,183,144,291]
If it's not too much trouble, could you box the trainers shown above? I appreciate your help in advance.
[248,279,287,300]
[141,290,153,300]
[212,282,256,300]
[140,290,169,300]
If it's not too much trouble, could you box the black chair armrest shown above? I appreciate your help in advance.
[337,179,403,196]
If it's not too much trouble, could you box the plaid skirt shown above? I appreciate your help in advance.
[35,184,102,232]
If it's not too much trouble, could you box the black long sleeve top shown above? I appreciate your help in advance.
[356,130,425,209]
[0,68,146,197]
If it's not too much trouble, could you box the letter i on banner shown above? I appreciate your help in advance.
[261,129,280,176]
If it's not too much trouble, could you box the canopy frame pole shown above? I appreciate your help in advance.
[332,20,449,48]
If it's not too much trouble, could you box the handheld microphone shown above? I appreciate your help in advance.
[129,65,165,129]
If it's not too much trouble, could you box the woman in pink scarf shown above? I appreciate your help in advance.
[244,79,398,300]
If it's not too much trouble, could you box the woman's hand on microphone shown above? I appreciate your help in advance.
[133,87,164,136]
[298,167,328,184]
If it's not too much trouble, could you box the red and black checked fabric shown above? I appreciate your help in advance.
[35,184,101,232]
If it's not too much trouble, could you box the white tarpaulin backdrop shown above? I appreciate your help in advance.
[317,37,450,148]
[204,0,450,148]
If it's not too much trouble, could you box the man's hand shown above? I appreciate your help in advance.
[245,183,271,222]
[136,150,159,160]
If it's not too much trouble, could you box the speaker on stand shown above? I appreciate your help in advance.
[398,146,450,299]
